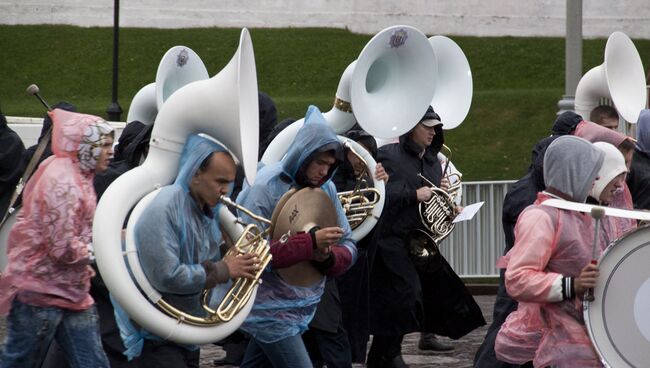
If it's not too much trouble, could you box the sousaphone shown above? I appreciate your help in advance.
[262,25,436,241]
[93,28,259,345]
[574,31,647,124]
[126,46,209,125]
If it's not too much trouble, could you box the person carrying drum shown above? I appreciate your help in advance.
[235,105,357,368]
[495,136,608,368]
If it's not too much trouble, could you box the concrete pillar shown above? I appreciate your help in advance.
[557,0,583,115]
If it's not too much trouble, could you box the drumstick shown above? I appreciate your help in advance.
[586,207,605,302]
[26,84,52,111]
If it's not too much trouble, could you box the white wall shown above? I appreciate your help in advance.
[1,0,649,39]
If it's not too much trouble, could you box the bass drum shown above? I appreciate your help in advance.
[584,225,650,367]
[0,208,19,274]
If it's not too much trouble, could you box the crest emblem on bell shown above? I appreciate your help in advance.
[176,49,189,67]
[389,29,408,48]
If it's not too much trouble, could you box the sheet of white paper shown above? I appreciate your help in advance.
[452,201,484,223]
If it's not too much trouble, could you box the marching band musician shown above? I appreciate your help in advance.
[573,120,637,238]
[112,134,260,368]
[474,111,582,368]
[235,105,357,368]
[367,106,485,368]
[0,109,114,368]
[627,109,650,210]
[495,136,607,367]
[303,129,388,367]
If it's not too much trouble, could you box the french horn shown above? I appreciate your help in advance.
[336,138,385,241]
[93,28,260,345]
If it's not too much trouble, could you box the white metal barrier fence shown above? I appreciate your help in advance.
[439,180,516,278]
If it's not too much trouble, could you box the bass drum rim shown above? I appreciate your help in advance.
[584,224,650,367]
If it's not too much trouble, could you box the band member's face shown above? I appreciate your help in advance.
[598,117,619,131]
[305,151,337,186]
[411,122,436,149]
[600,172,625,205]
[191,152,236,208]
[95,135,114,173]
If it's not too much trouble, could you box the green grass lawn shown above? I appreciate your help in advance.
[2,25,649,180]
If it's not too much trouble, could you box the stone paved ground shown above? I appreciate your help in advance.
[0,294,495,367]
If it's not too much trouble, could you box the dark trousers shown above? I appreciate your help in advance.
[303,325,352,368]
[139,340,200,368]
[366,335,403,367]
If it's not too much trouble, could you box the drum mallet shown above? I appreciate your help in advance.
[26,84,52,111]
[586,207,605,302]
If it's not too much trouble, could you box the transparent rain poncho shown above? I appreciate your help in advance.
[112,134,233,359]
[236,105,357,343]
[0,109,113,314]
[496,136,607,367]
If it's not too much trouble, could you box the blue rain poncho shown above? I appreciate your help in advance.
[113,134,233,359]
[236,105,357,343]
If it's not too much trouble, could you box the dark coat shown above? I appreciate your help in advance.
[368,128,484,338]
[473,135,557,368]
[627,149,650,210]
[0,121,26,217]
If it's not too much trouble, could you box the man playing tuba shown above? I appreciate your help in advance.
[236,105,357,368]
[113,135,260,367]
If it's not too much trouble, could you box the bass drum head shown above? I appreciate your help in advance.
[0,209,20,274]
[585,225,650,367]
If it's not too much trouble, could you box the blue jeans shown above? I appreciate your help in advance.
[0,299,109,368]
[240,334,312,368]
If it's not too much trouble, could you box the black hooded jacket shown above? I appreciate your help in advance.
[369,126,484,338]
[0,115,26,217]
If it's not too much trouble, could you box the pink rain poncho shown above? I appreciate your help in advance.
[0,109,113,314]
[495,136,606,368]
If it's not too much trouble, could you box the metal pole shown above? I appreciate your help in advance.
[557,0,583,115]
[106,0,122,121]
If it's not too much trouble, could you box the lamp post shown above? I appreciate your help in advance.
[106,0,122,121]
[557,0,583,115]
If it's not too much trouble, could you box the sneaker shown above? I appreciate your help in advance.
[418,334,454,351]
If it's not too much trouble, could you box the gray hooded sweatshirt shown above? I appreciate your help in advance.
[543,136,604,203]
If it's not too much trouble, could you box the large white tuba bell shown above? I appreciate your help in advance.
[574,31,647,124]
[93,28,259,345]
[126,46,209,125]
[428,35,473,130]
[126,83,157,125]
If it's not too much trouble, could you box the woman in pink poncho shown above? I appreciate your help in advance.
[495,136,607,368]
[0,109,113,368]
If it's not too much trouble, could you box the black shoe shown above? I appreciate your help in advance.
[212,357,241,367]
[418,335,454,351]
[379,354,409,368]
